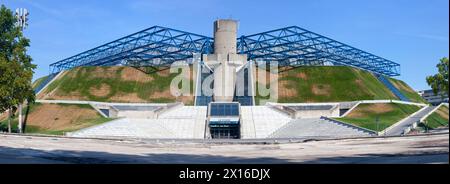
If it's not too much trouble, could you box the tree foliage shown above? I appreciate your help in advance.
[0,4,36,114]
[426,57,449,96]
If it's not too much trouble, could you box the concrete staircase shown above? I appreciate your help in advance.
[376,74,409,102]
[240,106,293,139]
[269,118,371,139]
[68,106,207,139]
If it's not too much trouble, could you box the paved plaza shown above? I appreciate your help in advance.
[0,133,447,164]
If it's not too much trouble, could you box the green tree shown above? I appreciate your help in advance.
[426,57,449,98]
[0,4,36,133]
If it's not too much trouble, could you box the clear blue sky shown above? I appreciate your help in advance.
[1,0,448,90]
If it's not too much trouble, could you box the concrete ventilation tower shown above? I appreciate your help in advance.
[204,19,247,102]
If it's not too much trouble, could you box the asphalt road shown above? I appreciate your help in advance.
[0,133,448,164]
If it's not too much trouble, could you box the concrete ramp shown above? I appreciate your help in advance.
[384,106,436,136]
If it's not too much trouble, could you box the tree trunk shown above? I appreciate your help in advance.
[18,104,23,133]
[8,108,12,133]
[23,101,30,134]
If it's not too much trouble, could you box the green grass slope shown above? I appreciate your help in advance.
[388,78,427,103]
[0,103,112,135]
[256,66,399,103]
[335,103,421,131]
[37,66,194,104]
[37,65,420,105]
[423,105,449,129]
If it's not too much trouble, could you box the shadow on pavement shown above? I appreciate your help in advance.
[0,146,292,164]
[0,145,448,164]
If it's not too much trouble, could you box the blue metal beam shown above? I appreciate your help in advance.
[49,26,213,73]
[237,26,400,76]
[49,25,400,76]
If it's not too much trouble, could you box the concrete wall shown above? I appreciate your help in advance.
[116,110,157,119]
[202,19,249,103]
[267,102,340,119]
[339,101,360,109]
[109,106,119,118]
[291,106,340,119]
[205,54,246,102]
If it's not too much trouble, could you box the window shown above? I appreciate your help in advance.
[210,103,239,116]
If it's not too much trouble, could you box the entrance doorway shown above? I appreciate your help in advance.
[207,102,241,139]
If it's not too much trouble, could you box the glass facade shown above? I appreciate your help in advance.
[210,103,240,116]
[208,103,241,139]
[209,126,240,139]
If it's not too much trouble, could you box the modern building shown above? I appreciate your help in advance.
[418,89,449,105]
[37,19,411,139]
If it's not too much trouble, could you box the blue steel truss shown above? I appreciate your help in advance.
[237,26,400,76]
[49,25,400,76]
[49,26,214,73]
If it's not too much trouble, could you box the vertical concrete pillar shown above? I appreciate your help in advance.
[206,19,246,102]
[214,20,237,54]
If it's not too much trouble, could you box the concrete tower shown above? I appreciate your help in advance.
[213,20,237,54]
[204,19,247,102]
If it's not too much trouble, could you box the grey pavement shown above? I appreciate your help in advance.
[0,133,448,164]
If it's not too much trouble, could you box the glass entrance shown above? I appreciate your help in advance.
[210,126,240,139]
[208,102,241,139]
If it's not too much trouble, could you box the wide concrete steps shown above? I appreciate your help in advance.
[69,106,207,139]
[269,118,371,139]
[69,118,175,138]
[241,106,293,139]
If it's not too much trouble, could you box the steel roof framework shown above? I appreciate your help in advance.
[49,26,214,73]
[237,26,400,76]
[49,25,400,76]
